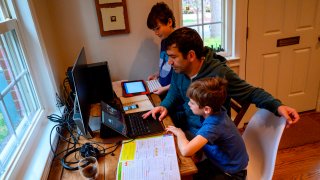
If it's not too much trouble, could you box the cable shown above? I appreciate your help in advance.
[48,90,126,171]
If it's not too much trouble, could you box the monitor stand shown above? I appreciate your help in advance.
[73,98,93,139]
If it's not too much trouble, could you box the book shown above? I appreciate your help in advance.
[116,134,181,180]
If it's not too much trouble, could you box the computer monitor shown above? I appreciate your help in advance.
[71,47,116,138]
[71,47,93,138]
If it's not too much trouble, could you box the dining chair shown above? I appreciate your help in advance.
[242,109,286,180]
[230,98,250,127]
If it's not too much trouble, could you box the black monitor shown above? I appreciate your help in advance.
[71,47,116,138]
[71,47,93,138]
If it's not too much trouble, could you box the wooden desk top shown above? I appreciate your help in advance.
[47,83,197,180]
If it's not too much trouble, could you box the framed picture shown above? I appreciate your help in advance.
[95,0,130,36]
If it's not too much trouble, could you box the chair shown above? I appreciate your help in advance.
[242,109,286,180]
[230,98,250,127]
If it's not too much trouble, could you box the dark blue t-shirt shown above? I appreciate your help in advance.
[158,39,172,86]
[196,109,249,174]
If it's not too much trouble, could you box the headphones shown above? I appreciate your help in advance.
[61,143,102,171]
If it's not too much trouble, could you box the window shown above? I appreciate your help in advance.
[181,0,233,56]
[0,1,41,177]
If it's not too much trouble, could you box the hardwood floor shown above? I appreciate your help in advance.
[273,139,320,179]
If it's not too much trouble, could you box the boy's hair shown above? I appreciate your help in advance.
[187,77,228,113]
[165,27,203,59]
[147,2,176,29]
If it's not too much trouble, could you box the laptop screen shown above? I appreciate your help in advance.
[101,103,127,135]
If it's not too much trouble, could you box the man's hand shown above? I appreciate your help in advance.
[277,105,300,128]
[142,106,168,121]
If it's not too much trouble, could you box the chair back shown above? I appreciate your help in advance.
[230,98,250,127]
[242,109,286,180]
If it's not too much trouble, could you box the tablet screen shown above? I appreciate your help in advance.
[123,81,147,94]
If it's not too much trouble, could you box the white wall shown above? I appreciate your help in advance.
[31,0,175,87]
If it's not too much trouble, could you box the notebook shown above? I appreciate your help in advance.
[101,101,164,138]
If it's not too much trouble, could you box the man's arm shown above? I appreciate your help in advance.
[160,72,182,111]
[223,67,300,125]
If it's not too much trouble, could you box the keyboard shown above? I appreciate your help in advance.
[146,79,162,92]
[127,112,150,136]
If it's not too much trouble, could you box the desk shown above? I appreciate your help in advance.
[47,82,197,180]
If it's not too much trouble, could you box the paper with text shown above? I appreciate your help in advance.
[117,135,180,180]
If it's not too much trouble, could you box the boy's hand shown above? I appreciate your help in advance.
[153,84,170,95]
[166,125,183,136]
[153,86,167,95]
[147,73,159,80]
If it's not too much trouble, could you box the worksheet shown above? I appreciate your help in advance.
[117,135,180,180]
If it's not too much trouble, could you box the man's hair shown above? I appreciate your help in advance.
[165,27,203,59]
[147,2,176,29]
[187,77,228,113]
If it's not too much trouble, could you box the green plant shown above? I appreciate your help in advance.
[204,37,221,49]
[0,113,8,143]
[183,19,196,24]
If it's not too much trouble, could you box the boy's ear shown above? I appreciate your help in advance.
[204,106,212,115]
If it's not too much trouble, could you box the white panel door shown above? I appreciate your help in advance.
[246,0,320,112]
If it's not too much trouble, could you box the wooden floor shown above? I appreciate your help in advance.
[273,140,320,179]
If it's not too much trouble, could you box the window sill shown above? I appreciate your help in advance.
[5,108,61,180]
[226,56,240,61]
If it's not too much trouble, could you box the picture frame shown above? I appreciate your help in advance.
[95,0,130,36]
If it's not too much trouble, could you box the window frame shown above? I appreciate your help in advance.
[176,0,234,57]
[0,0,59,179]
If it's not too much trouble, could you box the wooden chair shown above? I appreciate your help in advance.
[230,98,250,127]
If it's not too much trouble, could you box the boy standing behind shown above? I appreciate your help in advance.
[147,2,175,95]
[166,77,248,179]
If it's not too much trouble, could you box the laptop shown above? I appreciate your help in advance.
[101,101,164,138]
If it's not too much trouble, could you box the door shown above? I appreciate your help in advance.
[246,0,320,112]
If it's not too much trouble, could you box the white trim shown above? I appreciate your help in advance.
[234,0,248,79]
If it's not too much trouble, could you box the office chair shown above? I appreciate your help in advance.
[242,109,286,180]
[230,98,250,127]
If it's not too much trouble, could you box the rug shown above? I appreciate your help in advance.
[278,111,320,149]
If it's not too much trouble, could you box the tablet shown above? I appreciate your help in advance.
[121,80,149,97]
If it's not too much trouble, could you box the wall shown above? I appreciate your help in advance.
[29,0,320,112]
[31,0,175,89]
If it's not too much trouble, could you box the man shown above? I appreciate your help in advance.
[143,27,300,135]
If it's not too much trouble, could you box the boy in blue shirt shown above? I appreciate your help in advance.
[166,77,248,179]
[146,2,175,96]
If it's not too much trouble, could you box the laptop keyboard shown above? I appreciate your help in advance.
[127,112,151,136]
